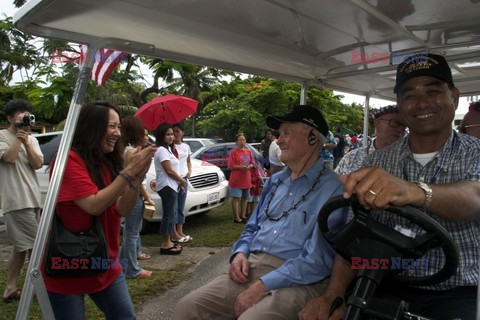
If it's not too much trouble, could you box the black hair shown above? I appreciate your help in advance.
[155,123,174,150]
[173,122,184,131]
[236,132,246,142]
[121,116,145,147]
[4,99,33,118]
[70,101,123,188]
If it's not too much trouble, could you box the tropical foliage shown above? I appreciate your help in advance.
[1,3,368,138]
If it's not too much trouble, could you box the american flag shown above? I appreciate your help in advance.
[80,45,129,86]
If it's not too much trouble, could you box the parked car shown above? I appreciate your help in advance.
[183,137,217,153]
[191,142,267,180]
[249,142,261,153]
[34,132,229,225]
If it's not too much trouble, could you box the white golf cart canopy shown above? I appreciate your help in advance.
[14,0,480,101]
[11,1,480,319]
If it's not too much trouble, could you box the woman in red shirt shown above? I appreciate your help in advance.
[227,133,255,223]
[44,102,155,319]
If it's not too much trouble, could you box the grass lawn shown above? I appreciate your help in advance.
[141,199,245,247]
[0,200,243,319]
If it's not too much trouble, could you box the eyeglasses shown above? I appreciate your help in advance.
[464,123,480,129]
[469,101,480,112]
[377,119,405,128]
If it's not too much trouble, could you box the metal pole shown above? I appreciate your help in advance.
[363,94,370,147]
[300,84,307,104]
[16,44,98,320]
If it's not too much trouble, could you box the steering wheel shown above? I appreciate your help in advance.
[318,195,459,286]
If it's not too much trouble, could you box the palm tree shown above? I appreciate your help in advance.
[141,57,234,135]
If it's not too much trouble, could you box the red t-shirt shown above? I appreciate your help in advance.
[43,151,122,294]
[228,148,253,189]
[250,169,262,196]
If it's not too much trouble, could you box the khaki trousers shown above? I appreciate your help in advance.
[172,252,329,320]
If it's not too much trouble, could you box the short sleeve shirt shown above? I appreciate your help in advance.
[174,142,192,177]
[364,131,480,290]
[228,148,254,189]
[0,129,43,213]
[43,150,122,294]
[154,146,180,192]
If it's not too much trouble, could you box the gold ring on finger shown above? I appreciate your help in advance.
[368,189,378,197]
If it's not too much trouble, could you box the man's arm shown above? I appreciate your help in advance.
[299,255,356,320]
[1,134,23,164]
[24,135,43,169]
[341,167,480,221]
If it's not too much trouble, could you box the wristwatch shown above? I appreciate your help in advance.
[415,181,432,211]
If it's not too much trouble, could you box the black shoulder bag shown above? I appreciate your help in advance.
[44,213,109,277]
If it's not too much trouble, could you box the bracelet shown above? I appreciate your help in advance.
[119,170,140,191]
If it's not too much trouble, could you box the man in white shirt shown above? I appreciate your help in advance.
[268,136,285,175]
[0,99,43,301]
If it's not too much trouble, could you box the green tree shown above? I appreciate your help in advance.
[141,57,234,135]
[0,16,37,87]
[198,77,364,141]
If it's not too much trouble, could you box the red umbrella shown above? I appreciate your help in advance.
[134,94,198,130]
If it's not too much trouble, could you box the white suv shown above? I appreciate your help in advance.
[34,132,228,224]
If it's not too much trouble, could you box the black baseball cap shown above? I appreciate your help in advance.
[394,53,454,94]
[266,105,329,137]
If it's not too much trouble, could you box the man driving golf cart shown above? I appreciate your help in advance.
[299,53,480,320]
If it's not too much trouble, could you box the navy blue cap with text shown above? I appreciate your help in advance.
[394,53,454,94]
[266,105,329,137]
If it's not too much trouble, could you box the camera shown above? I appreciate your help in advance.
[14,114,35,128]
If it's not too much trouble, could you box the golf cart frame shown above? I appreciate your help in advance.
[12,0,480,319]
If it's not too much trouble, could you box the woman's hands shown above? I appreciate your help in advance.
[178,177,187,192]
[123,145,156,188]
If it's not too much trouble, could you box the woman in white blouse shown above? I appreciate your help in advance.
[153,123,186,255]
[172,123,193,243]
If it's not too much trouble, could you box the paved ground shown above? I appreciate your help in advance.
[136,247,230,319]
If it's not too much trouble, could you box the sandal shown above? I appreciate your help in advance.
[134,270,152,279]
[3,289,21,302]
[137,252,151,260]
[177,235,193,243]
[160,246,182,255]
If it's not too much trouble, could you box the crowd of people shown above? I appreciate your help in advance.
[1,51,479,319]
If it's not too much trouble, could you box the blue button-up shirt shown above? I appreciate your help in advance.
[231,158,347,291]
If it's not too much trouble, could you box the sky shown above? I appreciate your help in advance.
[3,3,476,116]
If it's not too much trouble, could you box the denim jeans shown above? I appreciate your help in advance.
[176,187,187,224]
[48,274,135,320]
[158,186,178,235]
[120,196,143,277]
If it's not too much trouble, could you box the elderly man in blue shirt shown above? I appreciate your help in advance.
[173,105,347,320]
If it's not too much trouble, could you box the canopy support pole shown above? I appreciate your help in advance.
[363,94,370,147]
[16,44,100,320]
[300,84,307,104]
